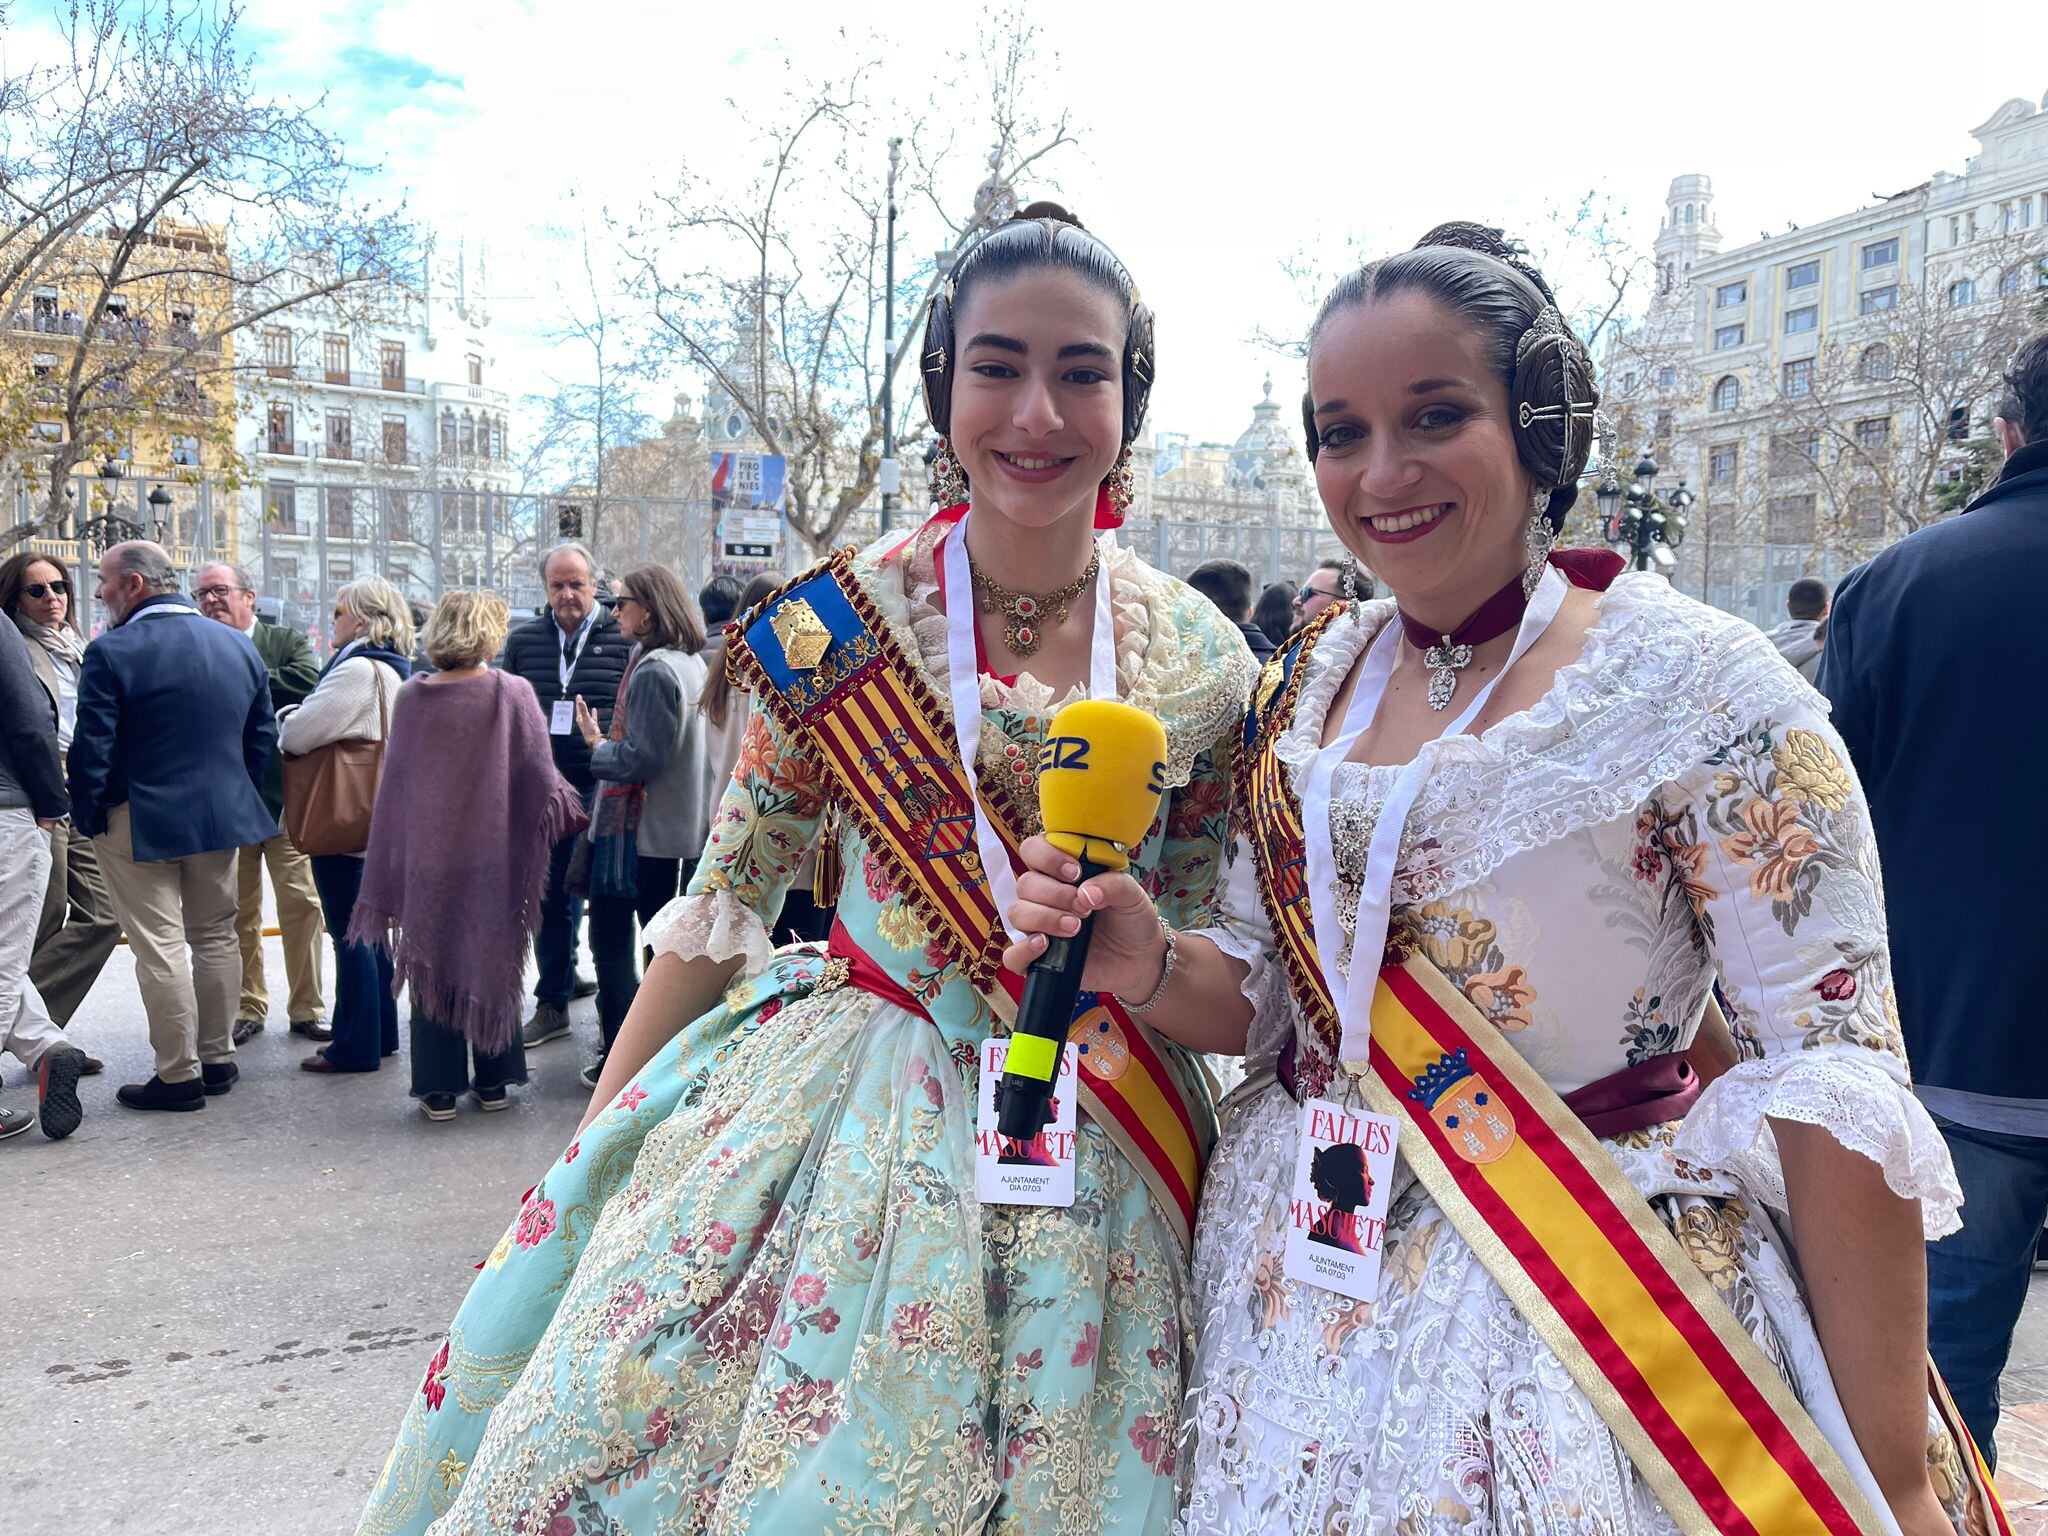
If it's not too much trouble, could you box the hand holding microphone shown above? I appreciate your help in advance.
[995,700,1169,1140]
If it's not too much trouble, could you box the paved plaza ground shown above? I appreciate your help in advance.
[6,923,2048,1533]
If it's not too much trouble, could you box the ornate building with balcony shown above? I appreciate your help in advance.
[1606,93,2048,628]
[2,215,240,568]
[236,233,518,608]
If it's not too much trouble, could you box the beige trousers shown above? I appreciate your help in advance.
[93,805,240,1084]
[31,812,121,1024]
[0,808,63,1070]
[235,832,327,1022]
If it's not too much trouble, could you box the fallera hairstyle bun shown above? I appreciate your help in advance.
[920,199,1155,474]
[1301,220,1600,531]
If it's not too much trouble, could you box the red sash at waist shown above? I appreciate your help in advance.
[826,919,928,1019]
[1277,1034,1700,1139]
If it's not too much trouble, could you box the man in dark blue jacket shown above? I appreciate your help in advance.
[1821,332,2048,1465]
[496,541,627,1050]
[69,542,276,1114]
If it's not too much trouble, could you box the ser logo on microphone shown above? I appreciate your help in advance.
[1041,736,1089,772]
[1039,735,1166,794]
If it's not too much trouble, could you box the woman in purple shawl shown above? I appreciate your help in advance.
[348,590,586,1120]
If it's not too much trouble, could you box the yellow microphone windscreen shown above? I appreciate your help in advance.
[1037,699,1168,870]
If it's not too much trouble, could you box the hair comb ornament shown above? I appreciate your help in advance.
[1514,306,1597,486]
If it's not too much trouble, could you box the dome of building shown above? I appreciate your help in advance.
[1228,374,1306,491]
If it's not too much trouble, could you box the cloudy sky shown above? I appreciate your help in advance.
[20,0,2048,449]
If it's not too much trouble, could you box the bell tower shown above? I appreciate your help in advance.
[1653,175,1722,304]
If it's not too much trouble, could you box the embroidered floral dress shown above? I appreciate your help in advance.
[358,526,1256,1536]
[1176,576,1973,1536]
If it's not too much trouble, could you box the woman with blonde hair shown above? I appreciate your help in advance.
[279,579,412,1075]
[348,590,585,1119]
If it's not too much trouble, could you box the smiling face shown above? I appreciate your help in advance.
[195,563,256,629]
[1308,290,1539,622]
[948,268,1126,533]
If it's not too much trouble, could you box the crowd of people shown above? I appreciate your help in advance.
[0,540,794,1134]
[2,203,2046,1536]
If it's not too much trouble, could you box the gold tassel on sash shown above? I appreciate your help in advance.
[811,803,843,906]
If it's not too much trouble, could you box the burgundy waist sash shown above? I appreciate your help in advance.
[1276,1033,1700,1138]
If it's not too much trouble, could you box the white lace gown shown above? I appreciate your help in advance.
[1177,576,1971,1536]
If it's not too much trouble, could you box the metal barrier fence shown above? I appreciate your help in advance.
[6,474,1341,648]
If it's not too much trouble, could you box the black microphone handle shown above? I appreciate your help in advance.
[996,853,1115,1141]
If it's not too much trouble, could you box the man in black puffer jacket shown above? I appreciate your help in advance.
[497,542,629,1048]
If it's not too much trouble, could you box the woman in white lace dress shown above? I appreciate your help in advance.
[1002,224,1990,1535]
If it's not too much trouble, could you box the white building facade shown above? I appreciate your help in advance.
[1611,93,2048,627]
[235,235,522,620]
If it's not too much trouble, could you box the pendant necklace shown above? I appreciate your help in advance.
[1396,570,1536,711]
[970,550,1101,658]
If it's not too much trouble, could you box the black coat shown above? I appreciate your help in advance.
[497,609,629,792]
[0,623,66,820]
[1820,438,2048,1102]
[1236,619,1277,666]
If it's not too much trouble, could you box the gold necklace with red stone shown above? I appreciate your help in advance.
[969,549,1100,658]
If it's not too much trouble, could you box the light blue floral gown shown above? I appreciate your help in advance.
[357,525,1258,1535]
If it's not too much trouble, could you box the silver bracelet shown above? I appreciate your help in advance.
[1122,916,1177,1015]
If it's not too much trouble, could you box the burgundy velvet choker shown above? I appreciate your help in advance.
[1394,548,1625,711]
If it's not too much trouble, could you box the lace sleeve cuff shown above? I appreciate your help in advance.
[1675,1049,1963,1239]
[643,889,777,982]
[1182,839,1289,1064]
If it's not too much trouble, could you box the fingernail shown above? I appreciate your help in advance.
[1085,886,1104,909]
[1062,863,1079,880]
[1061,915,1080,934]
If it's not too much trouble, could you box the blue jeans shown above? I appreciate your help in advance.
[533,822,585,1009]
[1926,1116,2048,1468]
[307,853,397,1072]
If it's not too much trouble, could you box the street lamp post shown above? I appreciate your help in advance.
[148,483,173,547]
[879,136,902,536]
[1597,456,1691,574]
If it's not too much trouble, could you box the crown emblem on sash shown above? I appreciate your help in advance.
[1408,1045,1516,1164]
[769,597,833,671]
[1409,1047,1474,1108]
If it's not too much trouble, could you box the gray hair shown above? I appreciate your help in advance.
[109,541,179,593]
[200,560,257,593]
[539,541,596,583]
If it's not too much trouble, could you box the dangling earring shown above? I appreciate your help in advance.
[1097,444,1135,527]
[1521,491,1557,599]
[928,439,968,508]
[1340,551,1362,622]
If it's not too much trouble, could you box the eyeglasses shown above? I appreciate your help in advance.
[194,584,248,601]
[1294,585,1341,605]
[23,580,70,599]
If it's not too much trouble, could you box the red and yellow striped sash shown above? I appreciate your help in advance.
[1235,609,2009,1536]
[727,551,1211,1251]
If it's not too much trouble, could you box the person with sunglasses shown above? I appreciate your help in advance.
[0,554,112,1070]
[0,584,88,1141]
[1291,557,1349,630]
